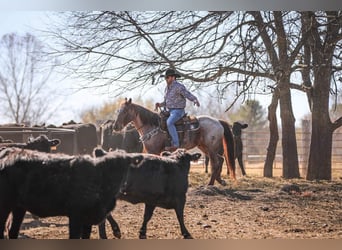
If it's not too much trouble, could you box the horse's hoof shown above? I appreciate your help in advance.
[220,180,227,186]
[184,235,193,239]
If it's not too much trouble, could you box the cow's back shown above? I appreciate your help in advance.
[61,123,98,154]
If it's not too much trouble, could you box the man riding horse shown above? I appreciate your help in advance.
[155,68,200,152]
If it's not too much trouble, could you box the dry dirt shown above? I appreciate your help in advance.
[9,164,342,240]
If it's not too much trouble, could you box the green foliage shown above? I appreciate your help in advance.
[229,100,267,129]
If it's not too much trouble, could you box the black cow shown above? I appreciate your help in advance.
[205,121,248,176]
[59,121,98,155]
[121,123,143,153]
[0,134,60,153]
[0,134,60,236]
[101,120,143,153]
[0,148,143,239]
[231,122,248,176]
[101,120,124,151]
[96,148,201,239]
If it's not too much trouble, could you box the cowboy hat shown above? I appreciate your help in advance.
[160,68,181,78]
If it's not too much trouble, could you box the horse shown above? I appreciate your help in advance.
[204,121,248,176]
[113,98,236,186]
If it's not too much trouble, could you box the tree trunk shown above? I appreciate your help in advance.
[279,79,300,178]
[303,11,341,180]
[264,90,279,177]
[307,72,332,180]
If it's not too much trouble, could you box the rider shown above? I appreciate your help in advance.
[155,68,200,152]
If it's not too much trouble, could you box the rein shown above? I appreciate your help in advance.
[124,124,144,132]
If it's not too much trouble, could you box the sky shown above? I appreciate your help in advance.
[0,11,312,126]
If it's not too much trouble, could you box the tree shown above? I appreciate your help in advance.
[0,32,58,124]
[301,11,342,180]
[47,11,303,178]
[229,100,267,129]
[48,11,342,180]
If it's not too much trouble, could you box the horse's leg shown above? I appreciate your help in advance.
[175,196,192,239]
[204,155,209,173]
[208,153,226,186]
[8,208,26,239]
[207,154,216,186]
[216,154,226,186]
[198,148,215,185]
[139,204,155,239]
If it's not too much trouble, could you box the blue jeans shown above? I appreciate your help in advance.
[167,108,185,147]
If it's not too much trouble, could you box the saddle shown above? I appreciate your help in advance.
[159,110,200,147]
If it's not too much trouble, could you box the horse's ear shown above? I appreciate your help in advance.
[128,98,132,104]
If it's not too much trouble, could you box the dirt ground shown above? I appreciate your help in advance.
[10,164,342,240]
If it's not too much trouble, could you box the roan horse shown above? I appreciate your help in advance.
[113,98,236,186]
[204,121,248,176]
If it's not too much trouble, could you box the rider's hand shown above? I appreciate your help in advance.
[154,102,160,111]
[194,100,200,107]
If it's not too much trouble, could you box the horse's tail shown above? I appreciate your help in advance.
[219,119,236,180]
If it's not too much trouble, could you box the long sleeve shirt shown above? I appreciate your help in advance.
[160,81,198,109]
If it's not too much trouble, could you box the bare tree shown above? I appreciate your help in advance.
[47,11,342,180]
[301,11,342,180]
[0,32,58,125]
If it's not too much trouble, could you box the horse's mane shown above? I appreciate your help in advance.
[132,103,160,127]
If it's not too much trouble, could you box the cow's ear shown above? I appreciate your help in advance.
[93,148,107,158]
[131,155,143,165]
[191,153,202,162]
[50,139,60,146]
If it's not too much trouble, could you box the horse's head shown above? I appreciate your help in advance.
[113,98,136,131]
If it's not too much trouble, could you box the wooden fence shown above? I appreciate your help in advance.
[239,125,342,177]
